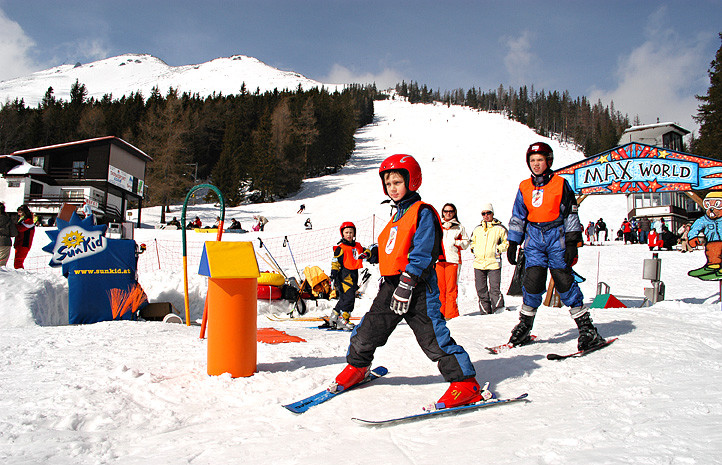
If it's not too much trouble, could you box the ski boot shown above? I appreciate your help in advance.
[508,309,536,346]
[574,311,606,351]
[432,377,492,410]
[328,364,370,393]
[335,311,355,331]
[318,310,340,329]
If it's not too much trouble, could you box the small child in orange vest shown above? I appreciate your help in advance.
[329,154,488,410]
[323,221,371,330]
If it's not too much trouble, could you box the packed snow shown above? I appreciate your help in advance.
[2,98,721,464]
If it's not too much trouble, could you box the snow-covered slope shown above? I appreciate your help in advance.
[0,53,341,106]
[1,98,719,464]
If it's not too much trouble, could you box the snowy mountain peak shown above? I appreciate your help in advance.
[0,53,341,107]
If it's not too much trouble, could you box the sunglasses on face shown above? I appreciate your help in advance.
[482,211,493,215]
[442,210,455,214]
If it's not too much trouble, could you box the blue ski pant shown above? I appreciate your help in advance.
[522,224,583,309]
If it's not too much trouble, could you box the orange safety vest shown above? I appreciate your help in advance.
[519,174,564,223]
[334,242,365,270]
[378,201,443,276]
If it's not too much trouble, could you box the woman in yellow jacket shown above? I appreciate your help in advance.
[469,203,509,314]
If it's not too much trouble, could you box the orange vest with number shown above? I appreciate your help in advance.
[378,201,443,276]
[335,242,364,270]
[519,174,564,223]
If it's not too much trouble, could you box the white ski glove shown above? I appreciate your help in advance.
[390,272,417,315]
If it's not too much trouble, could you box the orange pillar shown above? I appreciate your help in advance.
[206,277,258,377]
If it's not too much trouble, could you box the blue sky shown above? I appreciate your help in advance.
[0,0,720,134]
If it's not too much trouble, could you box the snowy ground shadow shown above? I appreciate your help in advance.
[544,319,635,344]
[679,292,720,305]
[258,355,348,373]
[474,355,547,390]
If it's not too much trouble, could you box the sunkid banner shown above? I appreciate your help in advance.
[556,143,722,195]
[42,213,108,266]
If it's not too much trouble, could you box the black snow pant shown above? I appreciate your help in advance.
[346,275,476,382]
[334,268,359,314]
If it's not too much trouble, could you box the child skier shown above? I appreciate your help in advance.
[506,142,605,351]
[324,221,370,330]
[329,154,486,410]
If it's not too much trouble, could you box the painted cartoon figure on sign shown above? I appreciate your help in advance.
[688,191,722,280]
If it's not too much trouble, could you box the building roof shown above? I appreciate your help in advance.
[622,122,690,135]
[9,136,152,162]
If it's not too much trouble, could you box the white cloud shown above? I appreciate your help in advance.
[321,63,404,89]
[0,8,39,81]
[588,7,713,136]
[502,31,538,86]
[74,39,110,62]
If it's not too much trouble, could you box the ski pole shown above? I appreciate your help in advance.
[283,235,302,280]
[258,251,284,276]
[258,238,287,279]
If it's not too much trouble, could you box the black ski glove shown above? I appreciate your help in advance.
[564,241,578,267]
[366,245,379,264]
[507,241,518,265]
[390,272,417,315]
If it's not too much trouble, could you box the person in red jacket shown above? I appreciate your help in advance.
[620,218,633,244]
[14,205,35,269]
[330,154,487,410]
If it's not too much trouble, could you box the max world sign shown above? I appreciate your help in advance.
[556,143,722,194]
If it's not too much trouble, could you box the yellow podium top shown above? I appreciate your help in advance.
[198,241,260,278]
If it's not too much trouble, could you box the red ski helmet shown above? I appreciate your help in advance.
[526,142,554,170]
[339,221,356,236]
[379,154,422,195]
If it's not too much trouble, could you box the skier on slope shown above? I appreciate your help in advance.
[324,221,372,330]
[506,142,605,351]
[329,154,488,409]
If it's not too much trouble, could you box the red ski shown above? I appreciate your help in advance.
[486,335,539,354]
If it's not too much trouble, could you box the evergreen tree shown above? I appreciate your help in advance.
[135,94,194,222]
[693,33,722,159]
[293,97,319,170]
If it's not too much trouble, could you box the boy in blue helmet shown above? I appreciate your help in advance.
[329,154,487,410]
[506,142,605,351]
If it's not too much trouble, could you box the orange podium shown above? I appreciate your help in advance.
[198,241,260,377]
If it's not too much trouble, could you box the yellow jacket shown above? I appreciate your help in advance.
[470,219,509,270]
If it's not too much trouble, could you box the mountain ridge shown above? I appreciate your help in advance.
[0,53,342,106]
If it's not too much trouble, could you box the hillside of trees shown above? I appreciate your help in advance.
[395,81,631,157]
[6,42,721,211]
[0,82,376,208]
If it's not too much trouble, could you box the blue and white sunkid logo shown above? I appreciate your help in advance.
[42,212,109,267]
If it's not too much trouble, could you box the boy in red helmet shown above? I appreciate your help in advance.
[323,221,372,330]
[330,154,488,410]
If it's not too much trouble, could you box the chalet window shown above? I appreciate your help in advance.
[31,156,45,169]
[634,193,652,208]
[662,132,683,151]
[62,189,84,200]
[72,160,85,178]
[7,180,21,188]
[29,181,43,198]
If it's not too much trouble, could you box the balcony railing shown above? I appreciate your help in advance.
[23,194,123,223]
[46,167,85,179]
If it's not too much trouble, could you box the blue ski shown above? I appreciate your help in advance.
[352,393,529,426]
[283,366,388,414]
